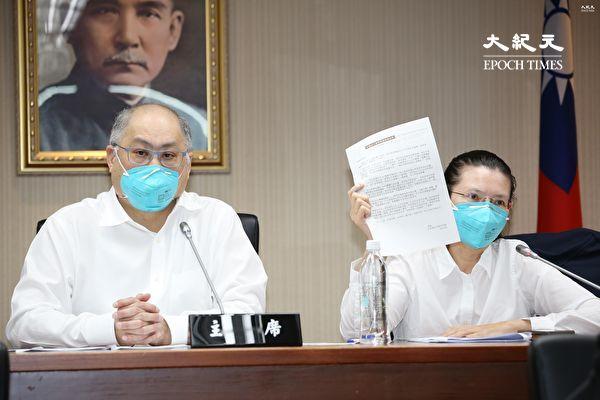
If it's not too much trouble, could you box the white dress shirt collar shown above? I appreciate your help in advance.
[98,187,131,227]
[434,244,493,280]
[99,187,205,228]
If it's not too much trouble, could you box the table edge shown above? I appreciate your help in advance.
[9,343,530,372]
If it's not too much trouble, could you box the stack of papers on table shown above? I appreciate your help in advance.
[13,346,109,353]
[408,333,531,343]
[13,344,190,352]
[110,344,189,350]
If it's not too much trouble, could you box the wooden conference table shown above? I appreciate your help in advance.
[9,343,530,399]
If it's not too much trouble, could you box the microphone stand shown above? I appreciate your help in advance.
[180,222,225,314]
[179,221,302,348]
[516,244,600,292]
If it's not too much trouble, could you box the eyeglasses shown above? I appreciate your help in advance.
[112,143,189,169]
[451,191,510,209]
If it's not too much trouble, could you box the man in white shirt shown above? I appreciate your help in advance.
[7,103,267,348]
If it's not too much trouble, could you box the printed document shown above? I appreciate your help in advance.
[110,344,190,350]
[407,333,531,343]
[346,117,459,255]
[13,344,190,352]
[13,346,108,353]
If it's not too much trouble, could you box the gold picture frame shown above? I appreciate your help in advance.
[17,0,228,173]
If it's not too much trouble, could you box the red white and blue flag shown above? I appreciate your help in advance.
[537,0,582,232]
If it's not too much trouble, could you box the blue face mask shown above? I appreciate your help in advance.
[452,201,509,249]
[115,153,180,212]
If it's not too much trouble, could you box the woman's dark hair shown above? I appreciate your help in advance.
[444,150,517,202]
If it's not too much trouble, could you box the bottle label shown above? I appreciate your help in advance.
[361,295,369,308]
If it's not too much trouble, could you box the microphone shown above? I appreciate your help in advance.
[179,221,303,348]
[179,221,225,314]
[516,244,600,292]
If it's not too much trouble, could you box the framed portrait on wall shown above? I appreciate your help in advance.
[17,0,228,173]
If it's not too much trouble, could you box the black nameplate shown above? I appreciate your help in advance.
[189,313,302,348]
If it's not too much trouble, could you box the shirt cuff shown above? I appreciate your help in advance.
[528,316,556,331]
[164,314,189,345]
[82,313,117,346]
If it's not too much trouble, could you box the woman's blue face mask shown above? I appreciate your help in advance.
[452,201,509,249]
[114,151,180,212]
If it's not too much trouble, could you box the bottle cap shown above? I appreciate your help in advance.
[366,240,380,251]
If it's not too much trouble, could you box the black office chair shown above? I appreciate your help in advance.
[506,228,600,296]
[0,342,8,400]
[237,213,259,254]
[36,213,260,254]
[529,334,600,400]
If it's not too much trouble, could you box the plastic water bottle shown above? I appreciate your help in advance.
[359,240,389,345]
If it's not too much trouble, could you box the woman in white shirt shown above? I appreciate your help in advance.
[340,150,600,340]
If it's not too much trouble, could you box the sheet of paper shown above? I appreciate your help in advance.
[407,333,531,343]
[302,342,356,346]
[14,346,109,353]
[110,344,190,351]
[346,117,459,255]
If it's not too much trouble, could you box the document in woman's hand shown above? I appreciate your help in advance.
[346,117,459,255]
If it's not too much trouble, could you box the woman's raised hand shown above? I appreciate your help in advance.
[348,183,373,240]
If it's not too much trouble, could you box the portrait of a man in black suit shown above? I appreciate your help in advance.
[38,0,208,151]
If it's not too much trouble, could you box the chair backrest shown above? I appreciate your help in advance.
[506,228,600,296]
[36,213,260,254]
[529,334,599,400]
[0,342,8,400]
[237,213,259,254]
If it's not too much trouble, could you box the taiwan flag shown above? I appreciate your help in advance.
[537,0,582,233]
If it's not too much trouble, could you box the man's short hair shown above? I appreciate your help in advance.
[109,103,192,149]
